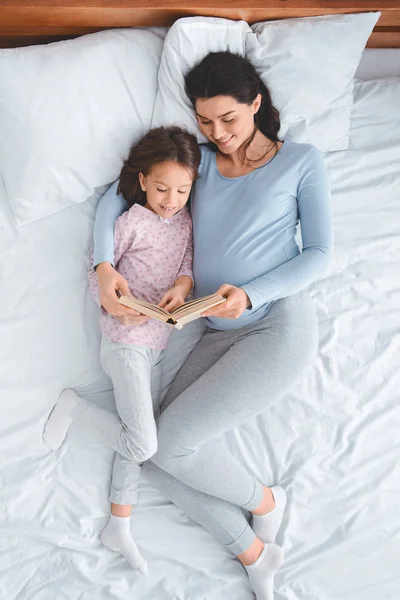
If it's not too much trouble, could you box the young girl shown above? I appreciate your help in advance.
[43,126,201,574]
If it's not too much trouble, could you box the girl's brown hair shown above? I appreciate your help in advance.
[118,126,201,208]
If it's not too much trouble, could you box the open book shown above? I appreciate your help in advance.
[118,293,226,329]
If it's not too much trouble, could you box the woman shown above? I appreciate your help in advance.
[92,51,333,599]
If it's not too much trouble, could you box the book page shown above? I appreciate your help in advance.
[172,294,225,319]
[118,296,169,318]
[176,297,226,327]
[171,293,220,314]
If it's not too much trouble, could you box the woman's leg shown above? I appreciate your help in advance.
[145,463,284,600]
[146,459,284,600]
[152,293,318,511]
[144,461,256,555]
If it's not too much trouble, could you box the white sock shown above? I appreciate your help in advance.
[244,543,284,600]
[43,389,80,450]
[252,486,287,544]
[101,515,148,574]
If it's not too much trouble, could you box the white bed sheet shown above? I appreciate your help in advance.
[1,51,400,600]
[356,48,400,80]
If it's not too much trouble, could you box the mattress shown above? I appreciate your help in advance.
[0,49,399,600]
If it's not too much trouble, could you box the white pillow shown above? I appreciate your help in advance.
[247,12,380,151]
[0,28,165,225]
[151,17,250,138]
[152,13,379,152]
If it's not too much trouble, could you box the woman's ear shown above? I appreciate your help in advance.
[139,172,146,192]
[252,93,262,115]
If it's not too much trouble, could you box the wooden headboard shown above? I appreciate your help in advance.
[1,1,400,49]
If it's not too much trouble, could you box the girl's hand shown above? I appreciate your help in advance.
[201,284,251,319]
[96,262,141,317]
[158,286,186,313]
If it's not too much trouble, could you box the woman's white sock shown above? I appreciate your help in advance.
[244,543,284,600]
[43,389,80,450]
[101,515,148,574]
[252,486,287,543]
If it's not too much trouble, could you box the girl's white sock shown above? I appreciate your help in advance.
[101,515,148,574]
[43,389,80,450]
[252,486,287,544]
[244,543,284,600]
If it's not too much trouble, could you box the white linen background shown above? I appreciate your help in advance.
[0,50,400,599]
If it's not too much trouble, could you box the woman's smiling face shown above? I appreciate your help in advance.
[195,94,261,154]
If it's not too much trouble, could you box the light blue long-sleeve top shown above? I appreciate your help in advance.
[94,140,333,331]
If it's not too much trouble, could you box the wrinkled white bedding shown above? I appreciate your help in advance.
[0,55,399,599]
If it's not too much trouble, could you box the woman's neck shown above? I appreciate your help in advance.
[217,131,281,176]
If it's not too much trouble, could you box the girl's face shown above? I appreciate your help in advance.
[139,161,194,218]
[195,94,261,154]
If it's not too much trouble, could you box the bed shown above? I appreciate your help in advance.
[0,3,399,600]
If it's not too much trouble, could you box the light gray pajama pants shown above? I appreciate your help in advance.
[73,338,164,505]
[74,292,318,555]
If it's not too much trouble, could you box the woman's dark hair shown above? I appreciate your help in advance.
[184,51,281,161]
[118,126,201,208]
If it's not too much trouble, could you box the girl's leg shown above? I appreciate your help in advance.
[108,354,163,508]
[101,357,163,573]
[152,293,318,512]
[43,341,162,462]
[42,341,163,572]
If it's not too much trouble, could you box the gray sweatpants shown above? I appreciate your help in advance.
[73,338,164,504]
[75,292,318,555]
[147,292,319,554]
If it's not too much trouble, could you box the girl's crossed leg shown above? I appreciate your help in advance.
[43,338,164,573]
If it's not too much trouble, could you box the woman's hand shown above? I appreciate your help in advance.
[96,262,145,318]
[201,284,251,319]
[158,286,187,313]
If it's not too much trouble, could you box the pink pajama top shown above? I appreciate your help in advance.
[89,203,193,350]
